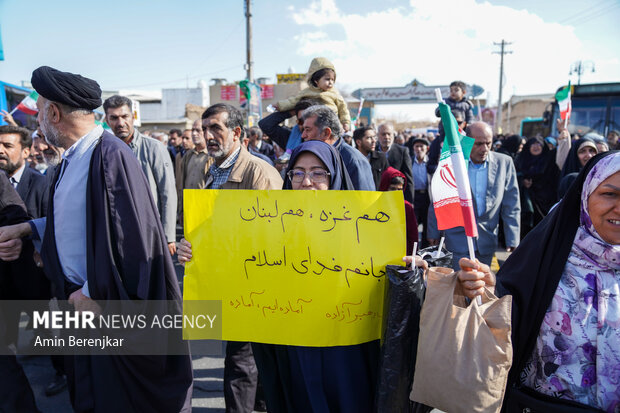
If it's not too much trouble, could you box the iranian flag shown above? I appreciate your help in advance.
[555,82,571,122]
[15,91,39,115]
[431,102,478,237]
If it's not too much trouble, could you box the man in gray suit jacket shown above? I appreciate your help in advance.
[428,122,520,269]
[104,95,178,256]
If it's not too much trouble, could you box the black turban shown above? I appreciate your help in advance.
[31,66,102,110]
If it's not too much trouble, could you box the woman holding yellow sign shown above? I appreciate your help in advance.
[179,140,426,412]
[254,140,378,413]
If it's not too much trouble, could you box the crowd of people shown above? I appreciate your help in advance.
[0,60,618,413]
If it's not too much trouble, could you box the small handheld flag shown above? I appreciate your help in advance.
[433,89,480,304]
[555,82,572,129]
[12,91,39,116]
[431,100,477,238]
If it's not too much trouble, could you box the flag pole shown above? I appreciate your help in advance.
[466,237,476,266]
[434,89,443,104]
[8,107,17,115]
[560,81,570,131]
[355,97,365,128]
[435,88,481,304]
[564,81,570,130]
[435,236,445,258]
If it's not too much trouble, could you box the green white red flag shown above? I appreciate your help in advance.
[16,91,39,115]
[431,102,477,237]
[555,82,571,121]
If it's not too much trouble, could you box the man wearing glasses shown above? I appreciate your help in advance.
[299,105,375,190]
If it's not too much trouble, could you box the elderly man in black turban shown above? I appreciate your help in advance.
[0,66,193,412]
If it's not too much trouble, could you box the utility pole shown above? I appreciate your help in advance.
[245,0,253,82]
[492,40,512,134]
[569,60,595,85]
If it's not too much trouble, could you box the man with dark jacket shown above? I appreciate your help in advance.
[411,137,431,247]
[248,127,275,162]
[353,126,388,190]
[377,123,414,202]
[300,105,375,190]
[0,125,49,218]
[168,128,183,165]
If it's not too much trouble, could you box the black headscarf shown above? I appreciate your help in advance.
[498,134,522,158]
[515,137,551,178]
[561,137,597,177]
[283,140,353,190]
[31,66,102,110]
[495,150,618,386]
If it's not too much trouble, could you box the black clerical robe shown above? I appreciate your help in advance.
[40,131,193,412]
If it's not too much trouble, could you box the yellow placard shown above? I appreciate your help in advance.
[276,73,306,84]
[183,190,406,346]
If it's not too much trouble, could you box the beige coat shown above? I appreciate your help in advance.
[205,145,283,190]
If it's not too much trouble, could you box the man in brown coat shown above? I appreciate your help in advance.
[201,103,281,413]
[203,104,281,191]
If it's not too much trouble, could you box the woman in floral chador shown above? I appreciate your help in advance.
[458,150,619,412]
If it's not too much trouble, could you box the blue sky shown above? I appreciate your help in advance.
[1,0,618,120]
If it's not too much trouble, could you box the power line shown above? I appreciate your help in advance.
[571,2,620,26]
[558,0,614,24]
[109,17,246,90]
[186,18,245,79]
[564,1,618,25]
[110,64,242,90]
